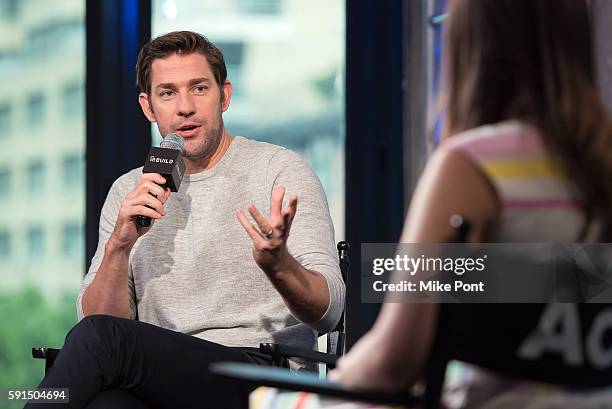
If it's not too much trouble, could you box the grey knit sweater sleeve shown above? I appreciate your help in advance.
[264,148,345,333]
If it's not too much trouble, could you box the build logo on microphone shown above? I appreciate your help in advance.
[149,156,174,164]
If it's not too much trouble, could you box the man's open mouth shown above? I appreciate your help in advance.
[177,124,201,138]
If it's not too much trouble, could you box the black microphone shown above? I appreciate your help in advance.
[136,133,186,228]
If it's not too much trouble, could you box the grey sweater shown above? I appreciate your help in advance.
[77,136,344,352]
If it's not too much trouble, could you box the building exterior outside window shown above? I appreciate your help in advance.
[0,167,10,197]
[0,230,10,258]
[61,222,82,259]
[26,160,45,194]
[27,94,46,128]
[62,154,83,189]
[152,0,346,240]
[26,226,45,259]
[0,1,85,399]
[0,103,12,135]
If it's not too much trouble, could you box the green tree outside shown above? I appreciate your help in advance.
[0,287,77,408]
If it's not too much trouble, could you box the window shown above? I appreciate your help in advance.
[236,0,281,15]
[0,0,19,20]
[0,230,10,258]
[217,42,244,96]
[26,161,45,194]
[27,94,46,128]
[26,227,45,259]
[62,154,83,189]
[62,82,84,119]
[0,0,85,394]
[61,222,82,258]
[27,21,84,60]
[0,102,11,134]
[152,0,346,239]
[0,167,10,197]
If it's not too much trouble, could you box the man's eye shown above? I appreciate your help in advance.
[194,86,207,93]
[160,90,174,97]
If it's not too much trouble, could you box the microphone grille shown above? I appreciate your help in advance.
[160,133,185,153]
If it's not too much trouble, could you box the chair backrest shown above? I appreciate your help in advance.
[437,303,612,387]
[422,218,612,407]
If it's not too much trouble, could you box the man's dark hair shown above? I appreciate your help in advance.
[136,31,227,95]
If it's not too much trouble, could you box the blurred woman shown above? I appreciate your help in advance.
[330,0,612,407]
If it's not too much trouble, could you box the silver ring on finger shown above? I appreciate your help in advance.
[263,227,273,238]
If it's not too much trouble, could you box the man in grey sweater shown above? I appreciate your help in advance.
[26,31,344,409]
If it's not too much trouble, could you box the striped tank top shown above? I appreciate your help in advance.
[444,120,600,242]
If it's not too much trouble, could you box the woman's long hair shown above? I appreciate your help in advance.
[442,0,612,238]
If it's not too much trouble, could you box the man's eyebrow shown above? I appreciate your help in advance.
[155,82,177,90]
[188,77,211,86]
[154,78,211,90]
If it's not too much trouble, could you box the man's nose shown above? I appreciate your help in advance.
[177,93,196,117]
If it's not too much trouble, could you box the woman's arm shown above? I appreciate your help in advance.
[330,146,499,391]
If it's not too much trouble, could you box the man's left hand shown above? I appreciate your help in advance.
[236,186,298,275]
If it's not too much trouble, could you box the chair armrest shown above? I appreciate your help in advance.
[32,347,60,360]
[260,343,338,367]
[32,347,61,374]
[210,362,416,406]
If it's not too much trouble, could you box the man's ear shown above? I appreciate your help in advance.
[221,80,232,112]
[138,92,156,122]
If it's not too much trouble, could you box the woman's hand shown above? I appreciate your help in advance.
[329,331,408,393]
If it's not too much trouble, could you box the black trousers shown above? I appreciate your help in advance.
[25,315,273,409]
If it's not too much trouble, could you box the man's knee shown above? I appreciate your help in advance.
[66,315,130,347]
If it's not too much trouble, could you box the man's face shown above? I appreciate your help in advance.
[138,52,232,161]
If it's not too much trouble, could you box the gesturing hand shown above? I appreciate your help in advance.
[236,186,298,275]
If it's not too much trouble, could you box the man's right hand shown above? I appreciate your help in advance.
[108,173,171,252]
